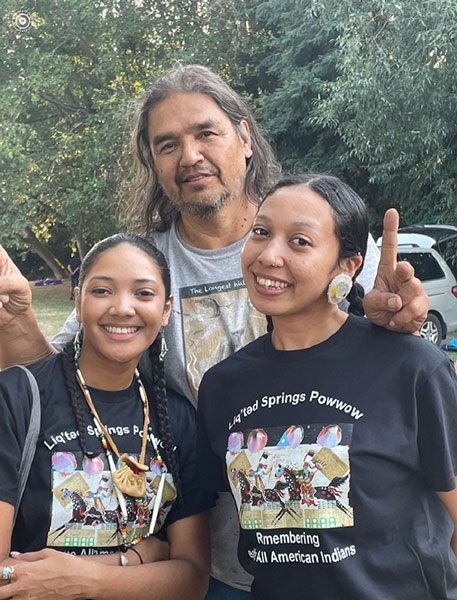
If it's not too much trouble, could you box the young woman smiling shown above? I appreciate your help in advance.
[0,234,212,600]
[198,174,457,600]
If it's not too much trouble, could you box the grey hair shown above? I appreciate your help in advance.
[124,64,281,233]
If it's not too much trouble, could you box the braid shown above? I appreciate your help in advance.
[347,281,365,317]
[148,334,182,501]
[60,339,91,455]
[266,315,274,333]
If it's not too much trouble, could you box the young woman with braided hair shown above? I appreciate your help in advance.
[0,233,211,600]
[198,174,457,600]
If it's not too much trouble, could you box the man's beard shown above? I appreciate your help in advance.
[172,176,244,220]
[179,192,233,220]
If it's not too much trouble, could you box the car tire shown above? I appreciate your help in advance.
[420,313,443,346]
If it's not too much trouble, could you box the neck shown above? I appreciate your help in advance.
[177,197,257,249]
[77,351,138,391]
[271,306,348,351]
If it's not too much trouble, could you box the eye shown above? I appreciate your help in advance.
[91,287,111,296]
[199,130,216,140]
[136,289,156,298]
[157,141,177,155]
[251,226,269,237]
[291,236,310,247]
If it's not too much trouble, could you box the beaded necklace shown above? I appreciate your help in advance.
[75,367,166,549]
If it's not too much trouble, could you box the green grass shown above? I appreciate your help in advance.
[31,281,457,363]
[31,280,74,341]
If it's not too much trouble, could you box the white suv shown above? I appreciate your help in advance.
[396,247,457,345]
[377,225,457,345]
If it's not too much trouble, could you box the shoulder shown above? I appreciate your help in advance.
[0,355,61,423]
[27,353,65,391]
[147,225,174,253]
[0,354,61,391]
[200,335,267,391]
[350,315,450,371]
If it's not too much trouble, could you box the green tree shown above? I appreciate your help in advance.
[311,0,457,225]
[1,0,220,273]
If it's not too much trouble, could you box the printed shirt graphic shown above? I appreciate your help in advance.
[180,278,266,400]
[226,423,353,531]
[47,451,176,549]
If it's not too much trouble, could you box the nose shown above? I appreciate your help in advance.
[179,138,204,168]
[108,293,136,317]
[257,240,285,269]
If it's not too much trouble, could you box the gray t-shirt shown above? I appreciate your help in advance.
[52,221,380,590]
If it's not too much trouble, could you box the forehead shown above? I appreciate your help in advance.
[259,185,334,228]
[87,244,162,278]
[147,92,234,141]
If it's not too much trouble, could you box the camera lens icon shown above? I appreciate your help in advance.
[13,10,32,31]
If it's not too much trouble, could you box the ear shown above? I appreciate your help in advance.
[239,119,253,159]
[161,294,173,327]
[340,254,364,279]
[74,287,82,323]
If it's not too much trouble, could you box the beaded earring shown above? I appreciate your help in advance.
[327,273,353,304]
[159,330,168,362]
[73,329,82,361]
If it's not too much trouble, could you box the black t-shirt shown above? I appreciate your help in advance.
[0,354,212,556]
[198,315,457,600]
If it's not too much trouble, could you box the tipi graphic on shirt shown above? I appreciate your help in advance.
[226,423,353,530]
[47,451,176,549]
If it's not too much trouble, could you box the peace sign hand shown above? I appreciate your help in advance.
[363,209,429,333]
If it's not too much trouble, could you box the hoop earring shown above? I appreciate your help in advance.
[73,329,82,361]
[327,273,353,304]
[159,330,168,362]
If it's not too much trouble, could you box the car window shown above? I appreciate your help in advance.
[397,252,445,281]
[434,238,457,278]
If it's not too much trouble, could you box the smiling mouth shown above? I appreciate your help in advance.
[183,174,214,183]
[103,326,140,334]
[255,276,291,290]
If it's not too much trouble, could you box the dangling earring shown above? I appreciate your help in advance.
[327,273,353,304]
[159,329,168,362]
[73,329,82,361]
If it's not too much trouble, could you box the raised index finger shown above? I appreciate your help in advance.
[379,208,400,272]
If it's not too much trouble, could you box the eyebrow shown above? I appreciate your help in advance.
[87,276,158,285]
[256,215,319,230]
[152,120,218,147]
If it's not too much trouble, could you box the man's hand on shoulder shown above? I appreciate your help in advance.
[363,209,429,334]
[0,245,32,329]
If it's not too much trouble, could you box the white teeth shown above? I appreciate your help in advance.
[104,326,139,334]
[256,276,289,289]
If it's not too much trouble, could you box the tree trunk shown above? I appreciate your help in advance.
[19,226,68,279]
[76,214,87,258]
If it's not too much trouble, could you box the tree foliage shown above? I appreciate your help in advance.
[310,0,457,225]
[1,0,220,273]
[1,0,456,276]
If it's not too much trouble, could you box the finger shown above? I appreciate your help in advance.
[393,267,429,312]
[364,288,403,314]
[394,259,415,285]
[379,208,399,272]
[10,549,49,562]
[388,296,428,332]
